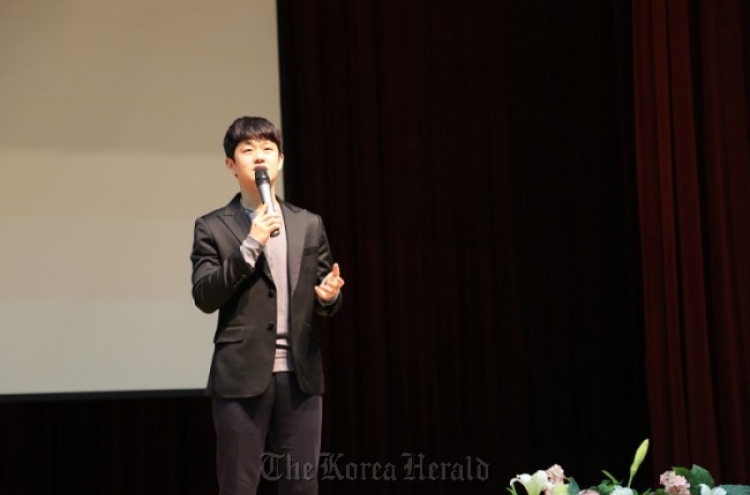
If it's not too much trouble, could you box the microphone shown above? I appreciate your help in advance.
[254,168,280,238]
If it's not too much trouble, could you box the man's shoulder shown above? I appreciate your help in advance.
[195,205,223,221]
[280,200,322,223]
[195,194,241,223]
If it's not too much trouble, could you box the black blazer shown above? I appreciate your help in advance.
[191,194,342,397]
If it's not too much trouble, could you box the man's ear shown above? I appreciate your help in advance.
[278,154,284,171]
[224,157,236,176]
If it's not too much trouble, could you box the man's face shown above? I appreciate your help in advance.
[225,138,284,192]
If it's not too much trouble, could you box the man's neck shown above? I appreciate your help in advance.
[240,189,279,211]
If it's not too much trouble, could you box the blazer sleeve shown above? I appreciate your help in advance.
[191,216,254,314]
[314,215,343,317]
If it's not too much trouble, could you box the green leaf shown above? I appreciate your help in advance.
[688,465,715,488]
[568,479,581,495]
[602,471,621,485]
[722,485,750,495]
[674,467,691,478]
[598,481,616,495]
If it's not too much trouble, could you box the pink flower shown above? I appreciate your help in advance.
[660,471,691,495]
[544,465,566,495]
[547,465,565,485]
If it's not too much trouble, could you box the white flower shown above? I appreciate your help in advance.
[612,486,635,495]
[700,484,727,495]
[510,470,550,495]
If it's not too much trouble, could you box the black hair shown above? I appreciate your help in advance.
[223,116,283,158]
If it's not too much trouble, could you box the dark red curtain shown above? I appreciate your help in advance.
[633,0,750,482]
[278,1,646,494]
[0,395,216,494]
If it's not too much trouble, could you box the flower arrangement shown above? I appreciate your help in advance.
[507,440,750,495]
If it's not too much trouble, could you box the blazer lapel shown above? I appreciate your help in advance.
[282,201,305,295]
[221,193,273,280]
[221,194,251,243]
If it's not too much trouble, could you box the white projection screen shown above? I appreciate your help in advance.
[0,0,283,397]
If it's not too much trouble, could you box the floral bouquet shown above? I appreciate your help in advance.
[507,440,750,495]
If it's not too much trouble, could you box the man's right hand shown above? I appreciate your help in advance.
[249,203,282,246]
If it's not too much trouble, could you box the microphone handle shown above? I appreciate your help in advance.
[258,182,280,238]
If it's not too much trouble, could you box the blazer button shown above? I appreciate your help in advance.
[267,323,275,331]
[268,290,276,298]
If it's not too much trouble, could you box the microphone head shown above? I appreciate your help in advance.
[254,167,270,184]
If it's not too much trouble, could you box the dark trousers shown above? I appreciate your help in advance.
[212,372,323,495]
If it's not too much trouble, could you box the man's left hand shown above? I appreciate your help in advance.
[315,263,345,302]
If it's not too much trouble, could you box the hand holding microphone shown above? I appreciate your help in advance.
[254,168,280,239]
[248,168,281,245]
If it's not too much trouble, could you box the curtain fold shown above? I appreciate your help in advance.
[279,1,646,493]
[632,0,750,481]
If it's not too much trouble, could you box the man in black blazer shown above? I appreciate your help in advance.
[191,116,344,495]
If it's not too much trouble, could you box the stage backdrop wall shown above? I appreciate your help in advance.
[0,0,282,396]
